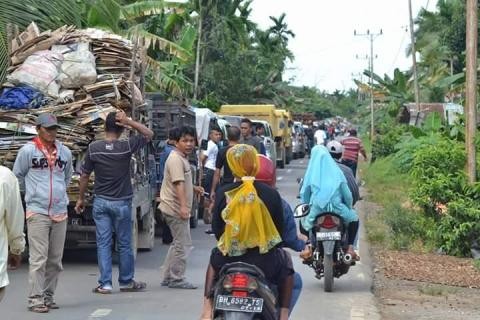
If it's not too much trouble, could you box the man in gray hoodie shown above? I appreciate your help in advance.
[13,113,73,313]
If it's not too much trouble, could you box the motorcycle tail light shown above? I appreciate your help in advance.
[223,273,258,297]
[318,215,340,229]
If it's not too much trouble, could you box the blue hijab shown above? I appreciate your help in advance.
[300,145,346,207]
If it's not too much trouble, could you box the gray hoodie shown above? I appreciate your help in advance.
[13,140,73,217]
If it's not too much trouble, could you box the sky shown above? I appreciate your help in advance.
[250,0,433,92]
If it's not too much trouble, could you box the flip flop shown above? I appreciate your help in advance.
[28,304,49,313]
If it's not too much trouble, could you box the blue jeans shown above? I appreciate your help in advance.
[93,197,134,287]
[290,272,302,315]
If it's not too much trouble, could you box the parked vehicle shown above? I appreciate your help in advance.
[252,120,277,168]
[293,204,356,292]
[218,105,289,168]
[212,262,279,320]
[292,121,306,159]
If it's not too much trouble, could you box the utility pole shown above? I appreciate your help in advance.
[354,29,383,140]
[193,2,202,100]
[408,0,421,123]
[465,0,477,183]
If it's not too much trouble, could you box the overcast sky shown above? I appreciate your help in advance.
[250,0,433,92]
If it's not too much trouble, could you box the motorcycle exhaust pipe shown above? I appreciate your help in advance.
[343,253,353,265]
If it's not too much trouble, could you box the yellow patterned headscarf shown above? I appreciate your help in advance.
[217,144,282,256]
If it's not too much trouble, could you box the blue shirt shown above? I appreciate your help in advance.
[158,143,175,184]
[281,198,306,252]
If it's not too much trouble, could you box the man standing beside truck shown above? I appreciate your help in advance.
[239,118,264,154]
[13,113,73,313]
[159,126,204,289]
[75,110,154,294]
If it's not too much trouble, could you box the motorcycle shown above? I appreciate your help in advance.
[294,204,355,292]
[212,262,278,320]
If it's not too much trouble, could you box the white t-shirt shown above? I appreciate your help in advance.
[204,140,219,170]
[314,129,327,145]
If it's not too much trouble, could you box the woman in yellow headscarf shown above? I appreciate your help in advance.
[200,144,293,320]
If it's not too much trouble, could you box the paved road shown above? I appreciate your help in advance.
[0,158,380,320]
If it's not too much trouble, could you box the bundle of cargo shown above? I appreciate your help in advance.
[0,22,144,171]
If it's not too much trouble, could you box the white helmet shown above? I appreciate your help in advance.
[326,140,343,154]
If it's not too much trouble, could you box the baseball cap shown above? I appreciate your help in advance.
[36,113,59,128]
[327,140,343,154]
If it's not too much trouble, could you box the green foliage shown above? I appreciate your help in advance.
[437,197,480,257]
[371,125,403,160]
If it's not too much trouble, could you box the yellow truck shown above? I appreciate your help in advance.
[218,104,291,168]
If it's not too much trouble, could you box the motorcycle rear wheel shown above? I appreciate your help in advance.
[323,254,334,292]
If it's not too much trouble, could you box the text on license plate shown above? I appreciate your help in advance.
[316,231,341,241]
[215,295,264,313]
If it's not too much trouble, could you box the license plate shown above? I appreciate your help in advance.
[316,231,341,241]
[215,295,264,313]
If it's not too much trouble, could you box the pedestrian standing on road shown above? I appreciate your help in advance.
[239,118,264,154]
[340,128,367,177]
[159,126,204,289]
[13,113,73,312]
[200,127,222,229]
[75,110,153,294]
[314,124,327,145]
[157,128,181,245]
[0,165,26,303]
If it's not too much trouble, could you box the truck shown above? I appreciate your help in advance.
[218,104,289,168]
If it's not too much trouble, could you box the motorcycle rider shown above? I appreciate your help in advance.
[300,145,360,260]
[255,154,305,315]
[326,140,360,205]
[200,144,293,320]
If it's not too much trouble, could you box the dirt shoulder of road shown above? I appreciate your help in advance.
[361,199,480,320]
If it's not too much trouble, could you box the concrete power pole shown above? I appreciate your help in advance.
[193,2,202,100]
[354,29,383,140]
[465,0,477,183]
[408,0,421,121]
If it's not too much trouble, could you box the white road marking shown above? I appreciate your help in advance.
[299,160,304,164]
[287,169,292,173]
[356,272,366,281]
[277,176,284,181]
[89,309,112,318]
[350,306,365,319]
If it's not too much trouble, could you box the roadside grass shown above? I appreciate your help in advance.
[361,156,434,252]
[417,285,459,296]
[474,259,480,272]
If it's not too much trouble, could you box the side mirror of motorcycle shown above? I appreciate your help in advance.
[293,204,310,218]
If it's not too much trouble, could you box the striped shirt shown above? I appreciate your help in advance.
[341,137,365,162]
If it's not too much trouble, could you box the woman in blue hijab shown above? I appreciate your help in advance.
[300,145,359,259]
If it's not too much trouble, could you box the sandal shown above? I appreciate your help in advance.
[120,280,147,292]
[28,304,49,313]
[92,285,112,294]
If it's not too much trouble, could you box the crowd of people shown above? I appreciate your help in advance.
[0,111,367,319]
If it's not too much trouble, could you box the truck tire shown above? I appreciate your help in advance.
[138,208,155,251]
